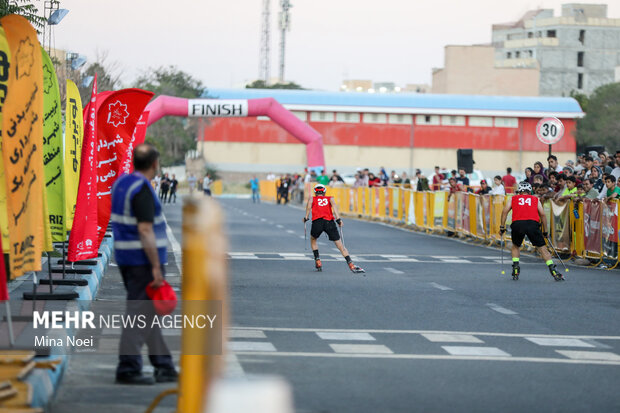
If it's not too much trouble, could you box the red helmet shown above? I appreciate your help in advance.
[145,280,178,316]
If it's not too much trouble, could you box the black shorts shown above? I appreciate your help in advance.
[511,220,545,247]
[311,218,340,241]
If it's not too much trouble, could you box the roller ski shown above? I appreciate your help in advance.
[511,263,520,281]
[549,264,564,281]
[349,262,365,275]
[315,258,322,272]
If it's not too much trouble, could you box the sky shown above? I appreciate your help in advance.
[52,0,620,91]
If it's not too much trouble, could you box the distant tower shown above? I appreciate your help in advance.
[259,0,271,83]
[278,0,292,83]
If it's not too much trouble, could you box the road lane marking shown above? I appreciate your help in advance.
[430,282,453,291]
[226,252,531,264]
[442,346,510,357]
[229,329,267,339]
[384,267,404,274]
[276,224,283,229]
[330,344,393,354]
[225,354,246,378]
[228,342,276,352]
[165,222,182,271]
[231,327,620,341]
[556,350,620,361]
[232,351,620,366]
[526,337,595,348]
[422,333,483,343]
[317,332,375,341]
[487,303,518,315]
[286,230,295,234]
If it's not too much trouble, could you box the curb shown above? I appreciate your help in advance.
[24,236,113,410]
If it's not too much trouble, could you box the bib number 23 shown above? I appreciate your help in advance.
[317,198,328,206]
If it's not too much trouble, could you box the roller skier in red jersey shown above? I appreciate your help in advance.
[303,184,364,274]
[500,181,563,281]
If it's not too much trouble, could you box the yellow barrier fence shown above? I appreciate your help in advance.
[260,181,620,269]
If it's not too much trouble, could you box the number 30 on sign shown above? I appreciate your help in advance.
[536,117,565,145]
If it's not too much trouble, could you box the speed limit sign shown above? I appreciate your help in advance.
[536,117,565,145]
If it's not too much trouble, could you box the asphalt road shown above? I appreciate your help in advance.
[51,196,620,412]
[222,198,620,413]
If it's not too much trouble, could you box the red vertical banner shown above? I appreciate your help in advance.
[68,75,98,261]
[95,90,153,246]
[120,110,150,175]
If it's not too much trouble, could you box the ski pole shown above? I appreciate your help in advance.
[500,234,505,275]
[304,220,307,251]
[545,234,569,273]
[339,223,346,249]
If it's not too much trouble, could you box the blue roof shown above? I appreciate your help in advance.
[203,88,583,115]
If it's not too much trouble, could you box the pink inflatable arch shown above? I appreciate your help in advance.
[145,95,325,170]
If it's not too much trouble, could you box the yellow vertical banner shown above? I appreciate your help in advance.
[64,79,83,232]
[41,47,62,246]
[378,187,386,218]
[0,15,44,277]
[0,27,10,253]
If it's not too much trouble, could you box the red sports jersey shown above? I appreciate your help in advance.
[511,195,539,222]
[312,196,334,221]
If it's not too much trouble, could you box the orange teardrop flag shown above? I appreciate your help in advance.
[0,15,44,277]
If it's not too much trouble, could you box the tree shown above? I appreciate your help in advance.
[575,83,620,151]
[134,66,204,166]
[0,1,46,33]
[246,79,304,90]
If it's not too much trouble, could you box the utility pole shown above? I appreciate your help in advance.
[278,0,292,83]
[259,0,270,83]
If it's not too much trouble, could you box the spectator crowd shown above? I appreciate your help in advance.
[262,149,620,205]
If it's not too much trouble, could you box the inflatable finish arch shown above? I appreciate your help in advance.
[144,95,326,170]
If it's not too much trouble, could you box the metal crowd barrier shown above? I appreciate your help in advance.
[259,180,620,269]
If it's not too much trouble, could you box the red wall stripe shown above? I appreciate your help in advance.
[202,117,577,152]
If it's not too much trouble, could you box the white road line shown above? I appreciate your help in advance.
[299,236,305,239]
[442,346,510,357]
[231,327,620,341]
[286,230,295,234]
[430,282,453,291]
[280,253,306,256]
[487,303,518,315]
[229,329,267,339]
[330,344,393,354]
[317,332,375,341]
[526,337,595,348]
[165,222,182,272]
[440,259,472,263]
[556,350,620,361]
[276,224,283,229]
[228,342,276,352]
[233,351,620,366]
[224,354,246,378]
[381,255,407,258]
[260,218,267,222]
[385,267,404,274]
[422,333,483,343]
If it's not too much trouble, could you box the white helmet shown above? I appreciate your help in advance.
[314,184,326,194]
[518,181,532,194]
